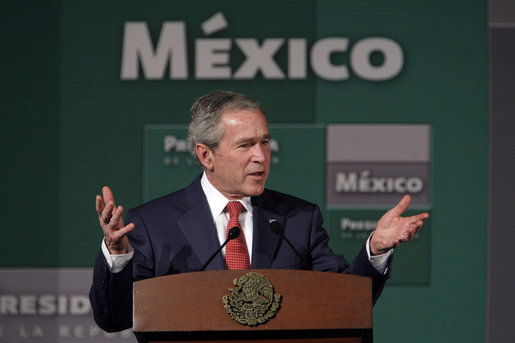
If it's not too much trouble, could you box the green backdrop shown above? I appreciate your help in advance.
[1,1,487,342]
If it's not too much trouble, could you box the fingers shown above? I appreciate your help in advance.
[95,186,133,254]
[390,194,412,217]
[99,200,115,225]
[107,222,135,243]
[411,212,430,222]
[399,215,429,242]
[95,195,104,216]
[408,212,429,233]
[101,205,134,253]
[373,197,429,253]
[101,186,115,206]
[96,186,114,217]
[96,186,126,231]
[109,204,123,224]
[399,229,416,242]
[96,186,119,224]
[104,222,135,254]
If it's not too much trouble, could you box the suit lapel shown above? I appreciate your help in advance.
[176,177,227,271]
[251,194,283,269]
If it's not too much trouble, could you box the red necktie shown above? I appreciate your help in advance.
[225,201,251,270]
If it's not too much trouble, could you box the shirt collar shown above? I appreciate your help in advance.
[200,172,253,219]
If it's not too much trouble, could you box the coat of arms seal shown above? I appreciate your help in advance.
[222,272,281,326]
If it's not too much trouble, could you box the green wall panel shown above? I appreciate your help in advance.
[2,1,487,342]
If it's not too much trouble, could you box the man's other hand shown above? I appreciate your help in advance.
[96,186,134,254]
[370,195,429,255]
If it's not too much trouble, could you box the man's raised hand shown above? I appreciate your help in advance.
[370,195,429,255]
[96,186,134,254]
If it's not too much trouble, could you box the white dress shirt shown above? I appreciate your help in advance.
[200,173,254,261]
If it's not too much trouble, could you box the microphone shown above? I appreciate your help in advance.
[199,227,240,271]
[269,219,312,270]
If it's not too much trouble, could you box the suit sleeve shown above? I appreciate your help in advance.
[89,250,133,332]
[126,209,156,281]
[308,204,391,304]
[89,208,155,332]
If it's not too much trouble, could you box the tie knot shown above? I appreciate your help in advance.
[226,201,243,218]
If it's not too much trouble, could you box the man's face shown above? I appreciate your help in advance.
[205,109,271,199]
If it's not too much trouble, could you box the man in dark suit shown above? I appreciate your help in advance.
[90,90,429,332]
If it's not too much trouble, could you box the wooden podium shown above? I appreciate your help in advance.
[133,270,373,343]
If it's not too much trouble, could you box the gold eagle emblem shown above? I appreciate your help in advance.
[222,272,281,326]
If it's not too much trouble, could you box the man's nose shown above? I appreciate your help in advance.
[251,144,267,162]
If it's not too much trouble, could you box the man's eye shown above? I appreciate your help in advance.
[261,140,270,145]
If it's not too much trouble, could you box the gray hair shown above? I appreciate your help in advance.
[188,90,263,161]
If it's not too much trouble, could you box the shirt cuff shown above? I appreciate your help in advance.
[101,239,134,273]
[366,234,393,275]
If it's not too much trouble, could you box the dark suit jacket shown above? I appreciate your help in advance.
[90,175,390,332]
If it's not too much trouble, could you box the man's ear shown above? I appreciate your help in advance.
[195,143,214,171]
